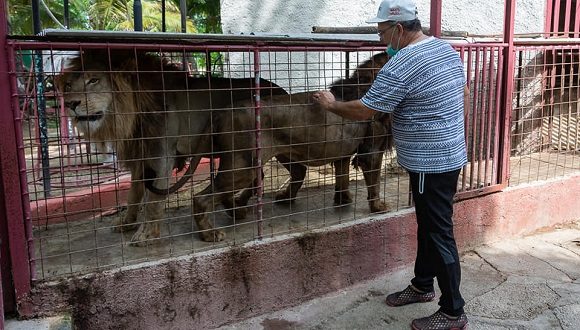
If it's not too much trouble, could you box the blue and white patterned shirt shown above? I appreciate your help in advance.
[361,37,467,173]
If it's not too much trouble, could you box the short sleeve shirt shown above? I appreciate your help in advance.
[361,37,467,173]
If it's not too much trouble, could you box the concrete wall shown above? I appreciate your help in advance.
[26,174,580,329]
[220,0,545,36]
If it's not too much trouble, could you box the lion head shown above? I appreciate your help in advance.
[330,52,389,101]
[56,50,177,163]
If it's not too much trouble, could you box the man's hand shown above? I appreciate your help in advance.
[311,90,376,120]
[312,90,335,110]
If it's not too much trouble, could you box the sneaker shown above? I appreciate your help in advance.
[411,310,468,330]
[385,285,436,307]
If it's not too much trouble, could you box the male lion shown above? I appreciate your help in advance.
[57,49,286,245]
[191,52,394,236]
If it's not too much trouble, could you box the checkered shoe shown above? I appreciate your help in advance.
[411,310,468,330]
[385,285,436,306]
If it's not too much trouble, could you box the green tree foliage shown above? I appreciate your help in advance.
[89,0,196,32]
[9,0,90,35]
[174,0,221,33]
[8,0,209,35]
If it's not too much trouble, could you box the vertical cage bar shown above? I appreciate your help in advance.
[63,0,70,29]
[493,48,504,184]
[464,47,473,190]
[498,0,517,185]
[33,51,51,196]
[575,3,580,38]
[477,48,489,187]
[180,0,187,34]
[484,47,496,185]
[134,0,143,31]
[430,0,442,37]
[0,1,33,314]
[470,48,481,188]
[563,0,572,36]
[162,0,167,32]
[545,0,554,36]
[553,0,561,36]
[253,49,264,238]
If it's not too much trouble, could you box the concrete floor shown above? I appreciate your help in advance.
[222,222,580,330]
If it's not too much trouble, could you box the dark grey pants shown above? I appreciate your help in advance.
[408,169,465,316]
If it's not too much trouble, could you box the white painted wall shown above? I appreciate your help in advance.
[219,0,546,95]
[221,0,545,36]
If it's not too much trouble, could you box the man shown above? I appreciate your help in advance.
[312,0,470,329]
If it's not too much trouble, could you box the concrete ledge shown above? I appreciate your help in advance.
[25,174,580,329]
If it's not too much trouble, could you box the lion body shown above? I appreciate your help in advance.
[58,50,286,244]
[193,90,390,229]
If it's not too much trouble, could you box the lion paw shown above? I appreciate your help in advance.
[111,215,138,233]
[199,229,226,242]
[369,200,388,213]
[128,224,160,247]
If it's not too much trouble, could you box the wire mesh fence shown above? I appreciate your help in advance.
[510,44,580,185]
[8,39,579,281]
[13,44,410,279]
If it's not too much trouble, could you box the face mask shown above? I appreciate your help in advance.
[386,45,398,57]
[385,26,402,57]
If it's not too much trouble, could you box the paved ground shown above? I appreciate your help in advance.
[6,222,579,330]
[223,222,580,330]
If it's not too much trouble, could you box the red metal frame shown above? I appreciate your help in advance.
[498,0,517,186]
[0,0,32,316]
[0,0,523,315]
[545,0,580,37]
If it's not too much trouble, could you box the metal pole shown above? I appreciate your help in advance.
[64,0,70,29]
[498,0,517,185]
[31,0,41,34]
[180,0,187,33]
[0,0,33,315]
[429,0,442,37]
[34,51,51,196]
[134,0,143,31]
[162,0,167,32]
[31,0,51,196]
[253,50,263,239]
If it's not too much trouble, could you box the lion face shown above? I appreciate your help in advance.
[58,71,114,136]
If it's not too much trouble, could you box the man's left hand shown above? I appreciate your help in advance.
[312,91,335,110]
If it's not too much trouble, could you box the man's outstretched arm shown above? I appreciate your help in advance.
[312,91,376,120]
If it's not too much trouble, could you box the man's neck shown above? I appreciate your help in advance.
[402,31,428,48]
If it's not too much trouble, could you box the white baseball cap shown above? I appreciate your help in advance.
[366,0,418,23]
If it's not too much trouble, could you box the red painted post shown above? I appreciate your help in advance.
[563,0,572,36]
[0,0,33,316]
[498,0,517,185]
[253,49,263,239]
[429,0,442,37]
[544,0,553,37]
